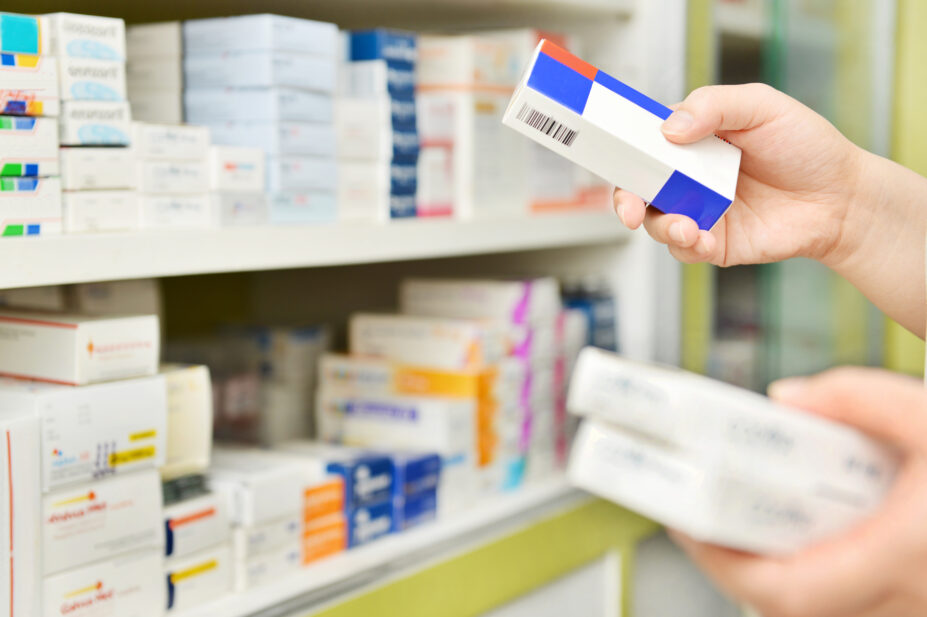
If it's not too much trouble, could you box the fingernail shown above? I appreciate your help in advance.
[768,377,808,401]
[669,222,687,244]
[662,110,694,135]
[616,202,627,226]
[695,235,710,255]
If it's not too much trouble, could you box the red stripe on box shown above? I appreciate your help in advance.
[540,40,598,81]
[0,315,78,329]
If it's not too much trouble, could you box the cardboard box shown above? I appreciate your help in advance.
[59,100,131,145]
[184,50,336,92]
[185,87,334,123]
[0,116,59,176]
[400,278,561,324]
[234,542,301,591]
[338,161,416,221]
[60,146,135,189]
[70,279,162,317]
[208,145,265,192]
[269,191,336,225]
[0,13,48,55]
[127,58,182,95]
[0,285,66,311]
[139,194,212,229]
[165,544,233,612]
[62,190,138,233]
[232,513,300,560]
[46,13,125,61]
[42,550,164,617]
[0,310,159,385]
[128,91,183,124]
[161,364,212,481]
[131,122,209,161]
[136,160,209,194]
[336,98,419,160]
[164,492,230,561]
[210,447,306,526]
[0,374,167,491]
[0,53,60,117]
[183,15,338,56]
[126,22,181,59]
[302,513,346,564]
[58,56,127,101]
[503,40,741,230]
[266,156,337,192]
[211,191,268,227]
[43,470,164,574]
[206,121,335,157]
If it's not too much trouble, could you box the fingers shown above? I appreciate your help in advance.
[768,367,927,453]
[612,188,646,229]
[662,83,788,144]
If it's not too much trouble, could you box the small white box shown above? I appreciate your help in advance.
[234,542,301,591]
[164,493,230,561]
[129,91,184,124]
[58,56,127,102]
[269,191,337,225]
[400,278,561,324]
[205,121,336,157]
[417,35,522,89]
[231,513,300,560]
[0,286,66,311]
[336,98,419,161]
[338,161,417,222]
[127,58,182,95]
[43,470,164,574]
[0,116,59,173]
[59,100,131,145]
[0,54,60,117]
[266,156,337,192]
[160,364,213,480]
[126,22,182,59]
[166,544,234,612]
[184,50,336,92]
[139,193,213,229]
[0,374,167,492]
[60,146,136,190]
[183,15,338,56]
[46,12,126,61]
[0,310,159,385]
[136,159,209,194]
[208,145,265,192]
[338,60,414,98]
[132,122,210,161]
[43,550,164,617]
[63,190,140,233]
[211,191,268,227]
[209,447,307,526]
[0,176,62,237]
[185,87,334,123]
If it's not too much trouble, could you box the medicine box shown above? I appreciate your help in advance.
[339,165,417,221]
[131,122,210,161]
[0,54,60,117]
[127,57,182,95]
[339,60,414,99]
[232,513,300,560]
[165,544,234,612]
[401,277,561,325]
[347,500,393,548]
[128,91,183,124]
[302,513,347,564]
[183,14,338,56]
[211,191,268,227]
[350,29,416,67]
[70,279,162,318]
[417,34,522,89]
[136,160,209,194]
[210,447,306,526]
[62,190,140,233]
[161,364,213,481]
[206,121,335,157]
[303,475,345,521]
[43,469,164,574]
[46,13,125,61]
[393,488,437,532]
[0,13,48,55]
[59,100,131,145]
[391,452,441,497]
[185,87,334,124]
[266,156,338,192]
[126,21,182,59]
[139,194,212,229]
[503,40,741,230]
[164,492,230,561]
[0,374,167,491]
[58,56,127,101]
[0,310,159,384]
[234,542,301,591]
[269,190,337,225]
[0,116,59,176]
[60,146,136,190]
[1,177,61,235]
[43,550,164,617]
[184,50,336,92]
[336,99,419,160]
[0,285,65,311]
[208,145,265,192]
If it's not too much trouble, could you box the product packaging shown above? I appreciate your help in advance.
[234,542,300,591]
[0,13,48,55]
[211,192,268,226]
[46,13,125,61]
[57,56,126,101]
[182,14,339,56]
[138,194,212,229]
[208,145,265,192]
[62,189,139,233]
[136,160,209,194]
[302,513,347,564]
[164,492,231,561]
[183,51,336,92]
[165,544,234,611]
[160,364,213,480]
[185,87,334,124]
[209,447,307,526]
[268,191,337,225]
[206,121,335,156]
[0,54,60,116]
[0,175,62,237]
[0,116,59,175]
[60,146,135,189]
[131,122,210,160]
[59,100,131,145]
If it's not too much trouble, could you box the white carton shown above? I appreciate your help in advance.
[0,54,60,117]
[208,145,265,192]
[0,116,59,173]
[166,544,233,612]
[269,190,337,225]
[0,374,167,491]
[338,60,414,98]
[46,13,126,61]
[234,542,300,591]
[0,310,159,385]
[136,160,209,194]
[206,121,336,157]
[160,364,213,480]
[183,15,338,56]
[59,100,131,145]
[60,146,136,190]
[42,470,164,574]
[400,278,561,324]
[183,51,336,92]
[139,194,213,229]
[209,447,306,526]
[185,87,334,123]
[164,493,230,561]
[128,91,184,124]
[42,550,164,617]
[231,513,300,560]
[126,22,182,59]
[131,122,210,161]
[0,412,41,617]
[336,98,419,161]
[266,156,338,192]
[338,161,416,223]
[63,190,139,233]
[127,58,182,94]
[417,34,521,90]
[211,192,268,227]
[58,56,127,101]
[0,176,62,237]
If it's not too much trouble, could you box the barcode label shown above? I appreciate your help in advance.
[516,103,579,147]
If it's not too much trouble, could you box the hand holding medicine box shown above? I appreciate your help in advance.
[503,40,741,230]
[567,348,899,554]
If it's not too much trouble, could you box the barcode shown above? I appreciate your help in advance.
[516,103,579,147]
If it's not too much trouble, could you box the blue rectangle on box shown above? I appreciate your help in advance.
[390,194,416,219]
[393,488,438,532]
[391,452,441,497]
[350,29,416,68]
[327,453,395,511]
[348,500,394,547]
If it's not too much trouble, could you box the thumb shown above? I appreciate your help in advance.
[661,83,789,144]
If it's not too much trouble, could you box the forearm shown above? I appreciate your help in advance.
[825,149,927,338]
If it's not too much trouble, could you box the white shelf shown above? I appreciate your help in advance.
[177,478,585,617]
[0,213,628,289]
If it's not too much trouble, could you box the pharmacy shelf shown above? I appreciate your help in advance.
[0,213,629,289]
[177,477,586,617]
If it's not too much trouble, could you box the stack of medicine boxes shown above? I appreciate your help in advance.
[133,122,212,229]
[208,145,268,226]
[0,13,63,238]
[0,309,165,615]
[126,21,184,124]
[337,29,419,222]
[183,14,339,225]
[51,12,136,235]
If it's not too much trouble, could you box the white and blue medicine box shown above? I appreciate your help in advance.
[327,452,395,511]
[0,115,59,177]
[46,13,126,61]
[0,176,62,237]
[393,488,437,532]
[503,40,741,231]
[350,30,416,68]
[348,500,393,548]
[391,452,441,497]
[340,60,414,99]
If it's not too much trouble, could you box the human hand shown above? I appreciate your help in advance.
[670,367,927,617]
[614,83,866,267]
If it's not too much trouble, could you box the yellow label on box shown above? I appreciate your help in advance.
[109,445,156,466]
[129,429,157,441]
[169,559,217,584]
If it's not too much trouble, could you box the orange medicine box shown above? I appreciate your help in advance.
[302,513,347,565]
[302,476,344,522]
